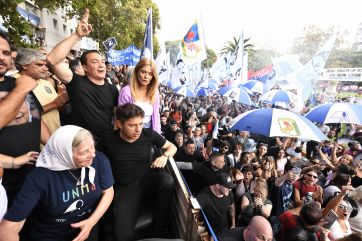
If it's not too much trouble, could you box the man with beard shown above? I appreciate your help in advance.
[0,32,49,206]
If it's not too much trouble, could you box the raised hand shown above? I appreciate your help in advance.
[76,8,92,37]
[15,75,38,92]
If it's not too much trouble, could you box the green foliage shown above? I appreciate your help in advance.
[248,49,274,71]
[290,25,362,68]
[219,36,254,56]
[0,0,160,55]
[201,46,217,69]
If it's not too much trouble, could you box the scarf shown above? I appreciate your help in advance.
[36,125,95,185]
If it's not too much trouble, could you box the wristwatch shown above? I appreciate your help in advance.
[163,153,170,158]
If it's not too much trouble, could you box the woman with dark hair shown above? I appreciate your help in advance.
[323,173,351,205]
[293,168,323,206]
[273,147,288,176]
[251,143,268,169]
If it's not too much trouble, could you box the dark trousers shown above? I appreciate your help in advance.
[306,140,318,159]
[113,171,174,241]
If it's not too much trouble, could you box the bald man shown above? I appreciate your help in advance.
[218,216,274,241]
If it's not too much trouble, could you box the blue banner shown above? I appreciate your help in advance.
[106,44,141,66]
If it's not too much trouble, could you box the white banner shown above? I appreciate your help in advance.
[319,68,362,82]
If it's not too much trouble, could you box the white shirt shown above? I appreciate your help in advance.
[135,101,153,124]
[329,220,351,240]
[0,180,7,221]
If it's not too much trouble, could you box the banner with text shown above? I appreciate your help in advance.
[106,44,140,66]
[319,68,362,82]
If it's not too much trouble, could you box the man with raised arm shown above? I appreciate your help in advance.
[47,9,119,145]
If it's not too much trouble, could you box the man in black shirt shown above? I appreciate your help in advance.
[0,32,49,205]
[197,172,236,235]
[102,103,177,241]
[163,119,183,143]
[47,9,118,144]
[174,139,205,163]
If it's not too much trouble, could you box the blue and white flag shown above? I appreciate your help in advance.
[140,8,153,59]
[106,44,140,66]
[294,33,336,102]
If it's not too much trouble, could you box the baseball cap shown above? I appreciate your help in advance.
[216,173,236,189]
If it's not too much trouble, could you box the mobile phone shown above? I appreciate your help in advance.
[323,209,339,229]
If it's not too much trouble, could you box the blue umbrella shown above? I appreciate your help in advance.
[196,88,211,97]
[197,79,219,90]
[305,103,362,124]
[243,80,268,94]
[218,86,252,105]
[259,90,297,104]
[173,86,195,97]
[230,108,327,142]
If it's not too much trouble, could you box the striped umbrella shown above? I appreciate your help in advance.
[305,103,362,124]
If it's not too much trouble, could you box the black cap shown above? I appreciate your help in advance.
[216,173,236,189]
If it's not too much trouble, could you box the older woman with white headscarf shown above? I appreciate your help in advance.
[0,125,114,241]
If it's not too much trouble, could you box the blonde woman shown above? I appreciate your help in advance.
[239,179,272,226]
[118,58,161,133]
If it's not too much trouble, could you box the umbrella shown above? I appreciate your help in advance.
[230,108,327,142]
[195,88,211,97]
[243,80,268,94]
[173,86,195,97]
[259,90,297,105]
[305,103,362,124]
[197,79,219,90]
[218,86,252,105]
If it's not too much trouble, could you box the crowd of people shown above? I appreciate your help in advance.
[0,9,361,241]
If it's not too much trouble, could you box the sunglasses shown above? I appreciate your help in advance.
[306,173,318,179]
[338,204,352,212]
[221,146,229,150]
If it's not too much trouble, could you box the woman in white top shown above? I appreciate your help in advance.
[273,147,288,176]
[328,200,352,240]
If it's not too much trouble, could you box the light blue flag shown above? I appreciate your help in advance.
[140,8,153,59]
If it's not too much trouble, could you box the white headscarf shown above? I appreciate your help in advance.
[36,125,95,185]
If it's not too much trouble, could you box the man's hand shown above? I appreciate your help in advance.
[15,75,38,93]
[76,9,92,38]
[151,155,168,168]
[53,92,69,108]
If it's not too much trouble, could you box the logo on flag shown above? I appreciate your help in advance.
[278,118,301,136]
[180,19,206,64]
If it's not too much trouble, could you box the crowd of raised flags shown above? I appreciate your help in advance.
[105,8,337,111]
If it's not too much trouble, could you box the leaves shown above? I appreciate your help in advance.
[1,0,160,54]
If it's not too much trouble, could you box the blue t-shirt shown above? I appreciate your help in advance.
[5,151,114,240]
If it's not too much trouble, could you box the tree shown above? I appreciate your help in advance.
[201,47,217,69]
[248,49,274,71]
[219,36,254,56]
[0,0,161,55]
[290,25,362,68]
